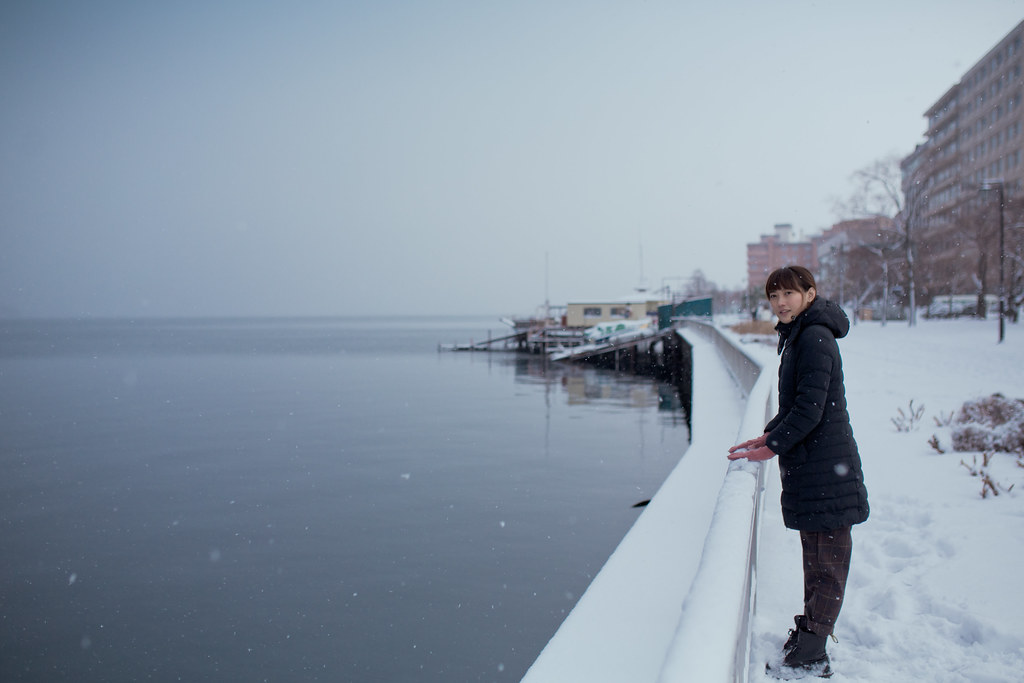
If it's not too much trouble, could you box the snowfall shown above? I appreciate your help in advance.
[522,316,1024,683]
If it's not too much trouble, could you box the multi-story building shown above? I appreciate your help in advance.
[746,218,912,314]
[960,22,1024,194]
[745,223,816,291]
[902,19,1024,302]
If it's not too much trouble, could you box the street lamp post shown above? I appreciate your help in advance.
[861,235,901,326]
[980,180,1006,343]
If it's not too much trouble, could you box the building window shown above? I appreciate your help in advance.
[609,307,630,318]
[583,307,602,318]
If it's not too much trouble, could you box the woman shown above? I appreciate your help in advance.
[728,265,869,679]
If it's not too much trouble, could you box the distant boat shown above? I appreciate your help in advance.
[583,319,652,343]
[500,310,564,332]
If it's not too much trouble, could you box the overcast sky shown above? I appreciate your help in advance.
[2,1,1023,318]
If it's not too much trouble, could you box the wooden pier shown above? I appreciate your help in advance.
[441,326,586,353]
[554,329,678,371]
[440,329,528,352]
[552,328,692,420]
[443,322,692,422]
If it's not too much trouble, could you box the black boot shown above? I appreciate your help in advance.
[780,626,832,678]
[782,615,806,654]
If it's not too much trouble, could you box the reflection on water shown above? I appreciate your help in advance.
[0,317,689,683]
[512,355,686,417]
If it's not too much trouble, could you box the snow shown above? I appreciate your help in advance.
[746,317,1024,682]
[525,316,1024,682]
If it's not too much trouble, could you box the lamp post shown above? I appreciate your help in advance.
[980,180,1006,343]
[860,232,902,325]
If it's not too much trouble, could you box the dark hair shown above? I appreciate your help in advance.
[765,265,816,298]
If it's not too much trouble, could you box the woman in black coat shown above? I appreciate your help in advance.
[729,265,869,679]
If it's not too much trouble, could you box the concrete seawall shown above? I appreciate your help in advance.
[521,321,774,682]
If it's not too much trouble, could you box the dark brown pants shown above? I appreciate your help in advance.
[800,527,853,636]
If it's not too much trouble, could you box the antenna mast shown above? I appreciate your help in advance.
[638,237,646,291]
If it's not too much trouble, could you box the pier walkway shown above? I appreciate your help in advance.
[440,329,527,352]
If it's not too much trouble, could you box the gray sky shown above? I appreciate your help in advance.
[2,1,1022,318]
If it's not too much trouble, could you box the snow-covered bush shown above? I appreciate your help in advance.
[927,395,1024,498]
[950,394,1024,455]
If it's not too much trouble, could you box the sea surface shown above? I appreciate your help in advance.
[0,316,690,683]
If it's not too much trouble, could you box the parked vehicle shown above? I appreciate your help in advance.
[926,294,999,318]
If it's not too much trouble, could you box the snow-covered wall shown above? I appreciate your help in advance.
[522,322,775,682]
[657,323,775,682]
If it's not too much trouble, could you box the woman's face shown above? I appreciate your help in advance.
[768,286,816,324]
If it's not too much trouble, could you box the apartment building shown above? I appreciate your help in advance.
[902,19,1024,298]
[960,22,1024,193]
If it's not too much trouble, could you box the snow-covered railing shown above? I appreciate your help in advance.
[520,320,775,683]
[657,321,776,683]
[675,320,764,397]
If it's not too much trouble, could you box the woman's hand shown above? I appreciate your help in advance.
[727,445,775,461]
[727,433,775,461]
[729,433,767,454]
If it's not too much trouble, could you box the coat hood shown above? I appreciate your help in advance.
[776,297,849,353]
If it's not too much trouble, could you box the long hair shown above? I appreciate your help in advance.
[764,265,816,299]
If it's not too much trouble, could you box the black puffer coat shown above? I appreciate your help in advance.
[765,297,869,531]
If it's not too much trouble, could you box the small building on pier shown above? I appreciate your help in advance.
[565,293,666,328]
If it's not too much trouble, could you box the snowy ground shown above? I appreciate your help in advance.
[741,317,1024,682]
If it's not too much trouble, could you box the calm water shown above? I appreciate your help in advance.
[0,317,689,683]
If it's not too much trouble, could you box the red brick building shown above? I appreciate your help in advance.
[746,224,817,291]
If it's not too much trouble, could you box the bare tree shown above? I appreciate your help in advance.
[962,200,998,317]
[818,222,899,320]
[683,269,713,298]
[995,202,1024,323]
[837,153,923,325]
[944,185,1024,320]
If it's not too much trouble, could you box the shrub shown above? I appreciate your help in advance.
[950,394,1024,454]
[892,400,925,432]
[960,452,1015,498]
